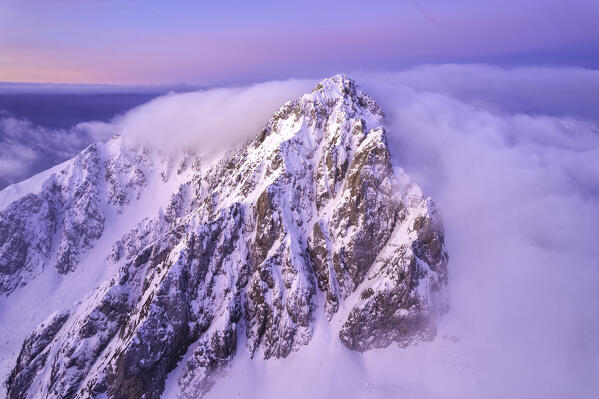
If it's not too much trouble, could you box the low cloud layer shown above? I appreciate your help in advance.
[0,115,112,188]
[357,65,599,120]
[360,67,599,398]
[1,65,598,398]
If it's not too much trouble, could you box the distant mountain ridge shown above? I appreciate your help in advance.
[0,75,448,398]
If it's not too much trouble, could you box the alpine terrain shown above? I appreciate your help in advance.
[0,75,449,398]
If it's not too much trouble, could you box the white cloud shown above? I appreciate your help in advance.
[0,143,37,175]
[356,65,599,120]
[113,79,316,153]
[371,74,599,398]
[0,116,115,187]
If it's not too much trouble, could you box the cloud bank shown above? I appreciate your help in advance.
[114,79,316,153]
[358,66,599,398]
[0,115,113,188]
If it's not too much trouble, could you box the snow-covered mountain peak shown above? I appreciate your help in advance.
[0,76,448,399]
[308,74,363,104]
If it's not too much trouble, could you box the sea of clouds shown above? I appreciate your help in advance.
[1,65,598,398]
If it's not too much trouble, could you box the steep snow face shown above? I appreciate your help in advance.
[0,138,154,295]
[0,75,448,399]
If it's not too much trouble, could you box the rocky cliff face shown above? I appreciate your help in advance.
[0,75,448,399]
[0,140,150,295]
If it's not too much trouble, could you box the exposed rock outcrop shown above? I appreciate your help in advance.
[0,141,151,295]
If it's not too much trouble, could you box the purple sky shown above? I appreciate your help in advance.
[1,0,598,84]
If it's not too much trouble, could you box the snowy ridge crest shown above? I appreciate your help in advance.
[0,75,448,399]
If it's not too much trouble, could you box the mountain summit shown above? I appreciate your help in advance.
[0,75,448,398]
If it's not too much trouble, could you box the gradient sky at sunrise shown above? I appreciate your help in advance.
[1,0,598,85]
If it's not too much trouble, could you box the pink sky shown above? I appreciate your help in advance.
[1,0,598,84]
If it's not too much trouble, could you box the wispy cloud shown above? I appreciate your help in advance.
[114,78,316,153]
[0,116,112,187]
